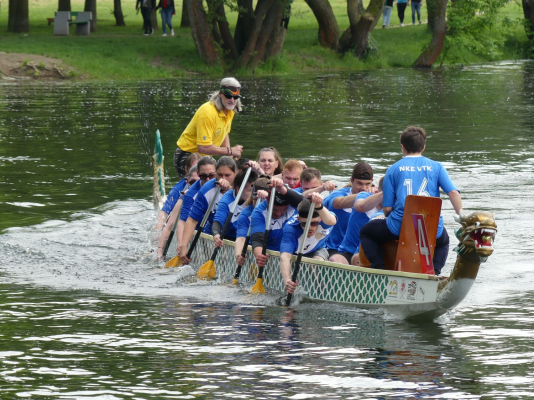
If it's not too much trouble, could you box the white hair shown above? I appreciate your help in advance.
[209,76,242,113]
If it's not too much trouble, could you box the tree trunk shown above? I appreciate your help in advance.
[427,0,437,31]
[347,0,361,35]
[113,0,126,26]
[263,2,291,59]
[181,1,190,27]
[249,0,283,70]
[186,0,220,65]
[413,0,448,67]
[238,0,275,68]
[234,0,255,54]
[340,0,382,56]
[8,0,17,32]
[214,2,239,59]
[58,0,71,11]
[9,0,29,33]
[305,0,339,50]
[523,0,534,40]
[84,0,97,32]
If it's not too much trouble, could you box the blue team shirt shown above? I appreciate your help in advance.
[213,189,249,240]
[383,155,459,237]
[323,186,353,251]
[179,179,202,222]
[188,179,224,235]
[249,200,297,251]
[162,178,187,214]
[236,204,255,238]
[280,215,335,255]
[338,192,377,255]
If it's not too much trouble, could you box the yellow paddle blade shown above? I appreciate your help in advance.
[165,256,181,268]
[231,278,239,285]
[197,260,215,280]
[208,263,216,279]
[250,278,265,294]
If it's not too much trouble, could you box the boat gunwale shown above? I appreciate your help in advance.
[198,232,439,281]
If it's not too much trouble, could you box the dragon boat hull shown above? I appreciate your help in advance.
[168,233,482,320]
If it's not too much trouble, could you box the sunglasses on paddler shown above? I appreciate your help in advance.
[199,173,216,180]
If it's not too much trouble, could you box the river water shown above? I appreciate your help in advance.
[1,62,534,398]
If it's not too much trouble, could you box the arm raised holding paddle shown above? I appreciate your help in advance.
[281,193,337,300]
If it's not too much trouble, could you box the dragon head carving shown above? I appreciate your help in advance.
[454,210,497,261]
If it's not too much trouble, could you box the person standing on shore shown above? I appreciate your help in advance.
[173,77,244,180]
[136,0,156,36]
[382,0,395,28]
[411,0,422,24]
[396,0,408,26]
[156,0,175,36]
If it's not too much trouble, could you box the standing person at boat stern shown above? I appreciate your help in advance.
[360,126,463,275]
[174,77,244,179]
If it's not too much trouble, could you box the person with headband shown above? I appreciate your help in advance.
[173,77,244,179]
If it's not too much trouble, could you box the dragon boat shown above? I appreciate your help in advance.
[152,134,497,320]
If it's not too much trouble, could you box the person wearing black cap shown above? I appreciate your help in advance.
[173,77,244,179]
[322,162,375,265]
[249,177,304,269]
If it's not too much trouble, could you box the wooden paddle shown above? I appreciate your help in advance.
[285,201,316,307]
[197,168,252,280]
[231,198,261,285]
[250,187,276,294]
[166,185,221,268]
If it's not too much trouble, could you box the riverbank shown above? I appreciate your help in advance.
[0,0,529,80]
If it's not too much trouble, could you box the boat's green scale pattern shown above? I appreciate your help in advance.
[184,234,439,309]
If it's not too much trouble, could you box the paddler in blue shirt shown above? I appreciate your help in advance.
[360,126,463,274]
[179,156,236,265]
[338,176,384,266]
[280,193,337,295]
[154,152,201,234]
[322,162,375,264]
[249,177,304,270]
[211,165,259,247]
[234,177,270,266]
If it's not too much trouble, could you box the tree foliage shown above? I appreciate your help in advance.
[438,0,513,66]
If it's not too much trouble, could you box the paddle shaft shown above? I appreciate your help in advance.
[162,201,183,258]
[286,202,316,307]
[186,186,220,259]
[233,198,260,281]
[256,187,277,281]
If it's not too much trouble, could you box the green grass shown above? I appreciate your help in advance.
[0,0,530,79]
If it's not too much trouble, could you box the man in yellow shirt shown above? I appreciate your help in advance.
[174,77,244,178]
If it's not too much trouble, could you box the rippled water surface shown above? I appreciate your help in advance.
[1,62,534,398]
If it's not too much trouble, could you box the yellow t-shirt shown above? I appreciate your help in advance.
[177,101,234,154]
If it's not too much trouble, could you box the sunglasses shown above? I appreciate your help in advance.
[199,173,216,180]
[188,178,199,185]
[300,221,320,228]
[222,94,240,100]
